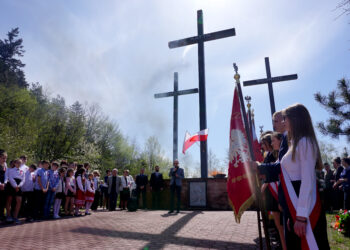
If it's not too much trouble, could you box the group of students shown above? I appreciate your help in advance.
[253,103,330,250]
[0,151,101,225]
[321,156,350,211]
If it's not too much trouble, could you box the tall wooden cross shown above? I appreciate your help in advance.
[168,10,236,178]
[243,57,298,116]
[154,72,198,162]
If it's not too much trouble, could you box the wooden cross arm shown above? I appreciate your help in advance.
[168,28,236,49]
[243,74,298,86]
[154,88,198,98]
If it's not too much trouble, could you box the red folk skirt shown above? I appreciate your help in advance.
[85,191,94,202]
[75,189,85,208]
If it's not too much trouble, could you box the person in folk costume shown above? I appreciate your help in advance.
[64,168,76,216]
[85,173,95,215]
[254,103,330,250]
[74,167,86,216]
[260,132,287,250]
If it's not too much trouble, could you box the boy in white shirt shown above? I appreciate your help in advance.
[21,164,37,222]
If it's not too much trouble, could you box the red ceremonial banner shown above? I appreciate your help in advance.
[227,86,254,223]
[252,124,264,162]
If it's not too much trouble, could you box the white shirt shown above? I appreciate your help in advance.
[93,177,99,190]
[121,175,135,188]
[20,164,29,173]
[281,137,317,218]
[76,176,85,192]
[3,163,9,184]
[21,171,35,192]
[86,179,95,193]
[8,167,25,188]
[65,176,76,194]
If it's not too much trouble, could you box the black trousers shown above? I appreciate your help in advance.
[323,188,333,211]
[91,190,101,210]
[109,191,118,211]
[170,185,181,212]
[22,191,35,219]
[33,190,46,219]
[152,190,162,209]
[0,190,6,218]
[333,189,344,210]
[344,190,350,210]
[283,181,330,250]
[137,189,147,209]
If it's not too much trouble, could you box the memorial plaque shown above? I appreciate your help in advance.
[189,181,207,207]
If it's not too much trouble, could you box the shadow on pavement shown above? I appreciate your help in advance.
[71,211,258,250]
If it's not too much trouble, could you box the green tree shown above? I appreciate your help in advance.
[0,28,27,88]
[0,85,38,160]
[314,78,350,141]
[318,140,339,165]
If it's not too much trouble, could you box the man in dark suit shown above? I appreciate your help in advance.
[150,165,164,209]
[136,168,148,209]
[323,162,334,211]
[168,160,184,214]
[332,157,344,210]
[107,169,122,211]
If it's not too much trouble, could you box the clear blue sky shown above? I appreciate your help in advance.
[1,0,349,175]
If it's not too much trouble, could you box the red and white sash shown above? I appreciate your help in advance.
[268,181,279,201]
[279,166,322,250]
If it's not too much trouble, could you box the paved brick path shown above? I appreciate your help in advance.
[0,210,263,249]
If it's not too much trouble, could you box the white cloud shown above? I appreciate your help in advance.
[1,0,348,161]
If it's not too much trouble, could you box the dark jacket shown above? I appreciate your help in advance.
[169,167,184,186]
[258,133,288,179]
[150,172,164,191]
[136,174,148,190]
[258,133,289,219]
[324,169,334,190]
[335,166,344,182]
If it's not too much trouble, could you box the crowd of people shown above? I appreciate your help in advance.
[253,103,331,250]
[319,157,350,211]
[0,150,185,226]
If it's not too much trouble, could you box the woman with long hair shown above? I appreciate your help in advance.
[254,103,329,249]
[74,167,86,216]
[6,159,25,224]
[280,104,329,249]
[64,168,76,216]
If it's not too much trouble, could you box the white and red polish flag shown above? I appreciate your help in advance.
[182,129,208,154]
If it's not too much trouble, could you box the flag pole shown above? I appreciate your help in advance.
[233,63,271,250]
[245,95,264,249]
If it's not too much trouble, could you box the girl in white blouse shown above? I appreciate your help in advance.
[280,104,329,250]
[6,159,25,224]
[85,173,95,215]
[64,169,76,216]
